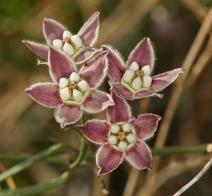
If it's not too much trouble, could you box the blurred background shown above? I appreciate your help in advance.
[0,0,212,195]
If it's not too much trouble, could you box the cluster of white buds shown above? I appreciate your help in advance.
[53,31,83,56]
[59,72,90,104]
[107,122,137,152]
[122,62,152,91]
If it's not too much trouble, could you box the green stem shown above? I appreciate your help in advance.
[0,155,68,165]
[69,136,88,170]
[0,137,88,196]
[152,145,209,156]
[81,112,88,125]
[0,143,67,182]
[0,144,210,165]
[0,170,71,196]
[0,115,89,196]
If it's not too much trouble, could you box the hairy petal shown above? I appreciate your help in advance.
[49,47,77,83]
[151,68,184,92]
[23,41,49,60]
[110,82,134,100]
[55,104,82,128]
[79,51,108,88]
[135,90,163,99]
[74,48,101,64]
[25,83,62,108]
[107,91,131,124]
[77,120,109,144]
[131,114,161,140]
[96,144,124,175]
[126,38,155,71]
[125,141,152,170]
[82,90,114,113]
[43,18,66,45]
[103,45,126,83]
[78,12,100,47]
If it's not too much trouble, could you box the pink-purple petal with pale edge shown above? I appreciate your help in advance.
[126,38,155,72]
[78,12,100,47]
[111,83,134,100]
[134,90,163,99]
[55,104,82,128]
[81,90,114,113]
[107,91,131,124]
[131,114,161,141]
[125,141,152,170]
[23,41,49,60]
[79,51,108,88]
[96,144,124,175]
[77,120,109,144]
[150,68,184,92]
[25,83,62,108]
[49,47,77,83]
[74,48,101,64]
[102,45,126,83]
[43,18,66,45]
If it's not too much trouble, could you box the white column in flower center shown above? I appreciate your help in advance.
[59,72,90,103]
[122,62,153,90]
[53,30,83,57]
[108,122,137,152]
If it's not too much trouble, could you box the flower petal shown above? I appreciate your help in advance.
[43,18,66,45]
[77,120,109,144]
[110,82,134,100]
[131,114,161,140]
[125,141,152,170]
[55,104,82,128]
[96,144,124,175]
[107,91,131,124]
[25,83,62,108]
[102,45,126,83]
[79,51,108,88]
[82,90,114,113]
[134,90,163,99]
[150,68,184,92]
[78,12,100,47]
[23,41,49,60]
[126,38,155,72]
[49,47,77,83]
[74,48,101,64]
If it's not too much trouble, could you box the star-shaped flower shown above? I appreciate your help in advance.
[23,12,100,64]
[78,91,161,175]
[25,47,114,128]
[103,38,184,100]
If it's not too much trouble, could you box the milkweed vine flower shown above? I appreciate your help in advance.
[23,12,100,64]
[78,91,161,175]
[25,47,114,128]
[103,38,184,100]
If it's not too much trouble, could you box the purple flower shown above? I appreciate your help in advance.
[78,91,161,175]
[103,38,184,100]
[23,12,100,64]
[25,47,114,128]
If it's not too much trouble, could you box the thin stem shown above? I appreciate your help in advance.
[173,158,212,196]
[0,129,88,196]
[0,155,68,165]
[69,136,88,170]
[0,170,71,196]
[152,145,209,156]
[0,143,67,182]
[0,144,211,164]
[81,112,88,125]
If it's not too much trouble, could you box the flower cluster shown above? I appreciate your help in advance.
[24,12,184,175]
